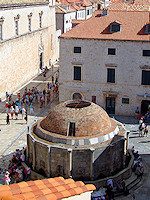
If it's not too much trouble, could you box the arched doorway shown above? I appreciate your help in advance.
[72,93,82,101]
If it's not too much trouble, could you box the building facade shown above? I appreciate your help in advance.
[56,4,76,33]
[59,10,150,115]
[0,0,56,99]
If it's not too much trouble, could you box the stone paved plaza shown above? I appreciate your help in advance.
[0,68,150,199]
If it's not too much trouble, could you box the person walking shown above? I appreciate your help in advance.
[21,107,26,119]
[15,105,19,120]
[6,113,10,125]
[29,103,34,115]
[10,106,14,119]
[24,112,28,124]
[143,123,148,137]
[5,172,10,185]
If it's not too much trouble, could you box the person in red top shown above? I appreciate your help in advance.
[6,102,9,113]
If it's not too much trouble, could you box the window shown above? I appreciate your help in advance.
[39,16,42,28]
[15,21,18,35]
[39,11,43,28]
[0,24,2,40]
[87,10,89,15]
[108,48,116,55]
[74,47,81,53]
[69,122,75,136]
[142,70,150,85]
[107,68,115,83]
[122,98,129,104]
[14,14,20,36]
[110,23,121,33]
[74,66,81,80]
[29,18,31,31]
[143,50,150,57]
[145,24,150,34]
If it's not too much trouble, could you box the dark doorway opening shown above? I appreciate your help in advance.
[141,100,150,115]
[92,96,96,103]
[106,97,115,114]
[69,122,75,136]
[39,52,43,69]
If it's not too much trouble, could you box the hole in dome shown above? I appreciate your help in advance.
[66,101,91,108]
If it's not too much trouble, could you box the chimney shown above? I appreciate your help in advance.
[102,8,108,16]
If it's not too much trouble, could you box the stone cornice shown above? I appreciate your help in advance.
[0,1,49,9]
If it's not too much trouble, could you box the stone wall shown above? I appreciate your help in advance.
[0,0,48,5]
[50,147,70,178]
[0,3,56,99]
[72,149,92,181]
[35,142,50,177]
[59,38,150,115]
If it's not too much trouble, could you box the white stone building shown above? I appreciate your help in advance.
[56,4,76,33]
[59,10,150,115]
[0,0,56,99]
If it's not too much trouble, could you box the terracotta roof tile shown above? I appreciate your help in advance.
[22,192,35,199]
[0,177,95,200]
[0,190,12,196]
[63,184,70,190]
[30,185,39,191]
[54,192,64,199]
[35,196,47,200]
[80,185,88,192]
[32,190,44,196]
[37,184,47,190]
[34,180,44,185]
[41,179,49,184]
[9,184,20,190]
[60,190,71,198]
[27,181,36,186]
[2,195,21,200]
[0,185,10,191]
[44,194,57,200]
[84,184,96,191]
[41,188,52,195]
[75,181,85,187]
[20,186,32,193]
[67,182,78,188]
[12,188,22,195]
[49,187,58,193]
[55,185,66,192]
[60,10,150,41]
[44,183,54,188]
[68,188,77,196]
[73,187,84,195]
[53,177,64,182]
[18,182,29,188]
[63,179,74,184]
[14,194,25,199]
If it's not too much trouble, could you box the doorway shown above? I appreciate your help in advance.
[106,97,115,114]
[141,100,150,115]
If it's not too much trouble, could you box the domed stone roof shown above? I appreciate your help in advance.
[40,100,117,137]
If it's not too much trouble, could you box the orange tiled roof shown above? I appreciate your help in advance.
[60,10,150,41]
[108,1,150,11]
[0,177,96,200]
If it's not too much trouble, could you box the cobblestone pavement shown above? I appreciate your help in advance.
[0,72,150,199]
[114,115,150,200]
[0,65,59,185]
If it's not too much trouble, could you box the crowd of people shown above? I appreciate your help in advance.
[5,73,59,124]
[131,146,144,176]
[4,148,31,185]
